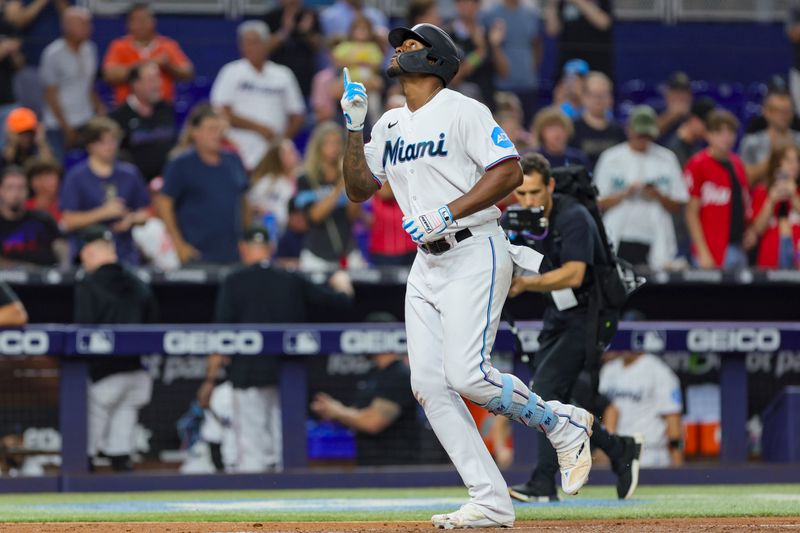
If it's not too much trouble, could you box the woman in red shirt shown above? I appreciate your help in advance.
[750,145,800,269]
[368,183,417,266]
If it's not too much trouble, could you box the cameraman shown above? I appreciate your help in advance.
[503,153,642,501]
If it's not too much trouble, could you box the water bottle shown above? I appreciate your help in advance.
[262,212,279,241]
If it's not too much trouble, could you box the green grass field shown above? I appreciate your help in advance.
[0,485,799,523]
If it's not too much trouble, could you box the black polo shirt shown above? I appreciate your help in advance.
[110,100,177,181]
[214,262,352,389]
[74,263,158,381]
[530,195,606,319]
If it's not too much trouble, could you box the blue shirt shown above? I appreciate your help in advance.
[320,1,387,37]
[60,160,149,264]
[560,101,583,120]
[481,4,541,91]
[162,149,248,264]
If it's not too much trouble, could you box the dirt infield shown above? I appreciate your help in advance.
[2,518,800,532]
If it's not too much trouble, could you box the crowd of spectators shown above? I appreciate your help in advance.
[0,0,799,273]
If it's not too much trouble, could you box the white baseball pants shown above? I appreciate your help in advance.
[230,386,282,473]
[88,369,152,456]
[405,225,520,523]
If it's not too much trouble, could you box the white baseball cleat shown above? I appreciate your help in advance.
[546,402,594,495]
[431,503,513,529]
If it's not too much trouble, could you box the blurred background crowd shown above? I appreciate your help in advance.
[2,0,800,274]
[2,0,800,477]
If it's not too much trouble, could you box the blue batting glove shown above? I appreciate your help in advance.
[403,205,454,244]
[340,67,368,132]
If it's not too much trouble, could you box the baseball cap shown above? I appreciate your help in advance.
[241,225,270,244]
[766,75,790,97]
[563,58,589,77]
[765,75,791,98]
[6,107,37,134]
[690,97,716,121]
[628,105,659,138]
[667,71,691,91]
[77,224,113,250]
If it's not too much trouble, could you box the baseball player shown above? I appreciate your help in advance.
[341,23,594,529]
[75,225,156,472]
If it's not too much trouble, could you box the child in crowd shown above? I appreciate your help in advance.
[332,14,384,125]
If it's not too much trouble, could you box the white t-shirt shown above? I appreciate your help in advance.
[246,174,295,237]
[594,142,688,270]
[39,38,97,129]
[210,59,306,169]
[599,353,683,467]
[131,218,180,271]
[364,89,519,233]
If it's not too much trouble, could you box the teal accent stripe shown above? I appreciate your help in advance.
[500,374,513,411]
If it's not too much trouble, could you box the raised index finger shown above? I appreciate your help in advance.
[343,67,351,87]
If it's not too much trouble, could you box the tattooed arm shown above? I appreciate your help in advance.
[343,131,381,203]
[310,393,401,435]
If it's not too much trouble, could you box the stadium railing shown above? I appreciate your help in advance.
[615,0,791,22]
[78,0,792,22]
[1,321,798,493]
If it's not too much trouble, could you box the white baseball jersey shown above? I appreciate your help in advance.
[594,142,688,270]
[210,59,306,169]
[599,353,683,467]
[364,89,519,231]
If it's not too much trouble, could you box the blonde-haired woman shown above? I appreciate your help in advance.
[295,121,365,271]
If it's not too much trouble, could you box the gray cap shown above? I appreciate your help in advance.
[628,105,659,138]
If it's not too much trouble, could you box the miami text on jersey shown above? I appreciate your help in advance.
[382,133,448,167]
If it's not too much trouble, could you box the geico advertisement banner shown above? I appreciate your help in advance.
[686,328,781,352]
[0,330,49,355]
[340,329,407,354]
[3,326,798,357]
[163,330,263,355]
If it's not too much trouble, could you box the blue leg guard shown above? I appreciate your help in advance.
[483,374,558,432]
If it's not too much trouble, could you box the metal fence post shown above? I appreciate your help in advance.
[59,358,88,478]
[280,356,308,469]
[720,352,748,463]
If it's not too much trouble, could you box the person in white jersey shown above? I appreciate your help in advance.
[600,350,684,468]
[340,23,594,529]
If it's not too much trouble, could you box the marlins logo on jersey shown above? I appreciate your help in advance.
[383,133,449,167]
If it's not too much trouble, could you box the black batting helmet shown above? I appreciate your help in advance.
[388,23,461,86]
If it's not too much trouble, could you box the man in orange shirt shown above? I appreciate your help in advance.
[102,3,193,105]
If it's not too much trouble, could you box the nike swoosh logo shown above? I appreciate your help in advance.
[576,442,585,459]
[388,121,398,129]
